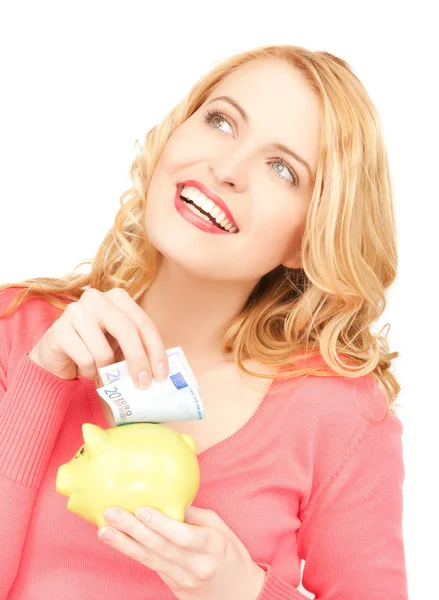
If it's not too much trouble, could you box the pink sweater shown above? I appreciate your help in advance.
[0,287,408,599]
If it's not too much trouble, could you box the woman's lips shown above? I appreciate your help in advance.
[174,186,236,235]
[177,180,238,230]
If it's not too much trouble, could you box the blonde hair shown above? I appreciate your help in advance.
[0,44,401,417]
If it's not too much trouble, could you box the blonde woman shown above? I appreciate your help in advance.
[0,44,408,599]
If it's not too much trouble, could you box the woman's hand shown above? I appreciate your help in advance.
[28,287,169,388]
[97,504,266,600]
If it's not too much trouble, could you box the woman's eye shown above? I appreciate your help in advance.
[270,160,298,187]
[203,109,233,134]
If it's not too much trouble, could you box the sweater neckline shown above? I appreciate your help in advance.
[84,372,283,462]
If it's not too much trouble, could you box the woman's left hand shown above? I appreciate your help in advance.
[98,504,266,600]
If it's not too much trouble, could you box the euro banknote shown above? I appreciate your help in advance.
[96,346,205,426]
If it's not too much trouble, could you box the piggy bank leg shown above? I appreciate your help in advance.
[163,505,186,522]
[96,511,107,529]
[66,493,97,525]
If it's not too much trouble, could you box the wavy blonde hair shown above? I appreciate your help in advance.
[0,44,401,417]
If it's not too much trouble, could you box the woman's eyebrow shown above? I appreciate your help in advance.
[206,95,314,187]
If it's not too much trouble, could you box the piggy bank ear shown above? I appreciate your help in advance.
[82,423,109,458]
[180,433,196,453]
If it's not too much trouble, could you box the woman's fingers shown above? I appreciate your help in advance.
[104,288,169,381]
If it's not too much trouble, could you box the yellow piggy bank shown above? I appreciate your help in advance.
[56,422,200,527]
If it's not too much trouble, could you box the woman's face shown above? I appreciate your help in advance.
[145,57,320,283]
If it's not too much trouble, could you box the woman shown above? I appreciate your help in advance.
[0,44,408,599]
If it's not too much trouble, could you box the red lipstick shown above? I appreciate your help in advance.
[177,180,238,230]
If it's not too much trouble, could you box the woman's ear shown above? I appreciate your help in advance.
[282,248,302,270]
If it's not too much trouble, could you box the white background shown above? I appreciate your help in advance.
[0,1,436,597]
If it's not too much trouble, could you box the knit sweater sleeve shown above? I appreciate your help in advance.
[0,291,83,597]
[254,385,408,600]
[254,563,313,599]
[295,406,408,599]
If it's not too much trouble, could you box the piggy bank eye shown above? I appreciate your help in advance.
[74,445,87,460]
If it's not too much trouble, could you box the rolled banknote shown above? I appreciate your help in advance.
[96,346,205,426]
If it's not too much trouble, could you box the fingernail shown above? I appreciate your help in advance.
[137,370,151,389]
[103,508,121,524]
[98,526,116,542]
[135,507,151,522]
[155,361,168,379]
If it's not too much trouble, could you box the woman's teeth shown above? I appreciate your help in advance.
[181,197,231,232]
[186,201,217,224]
[180,185,238,233]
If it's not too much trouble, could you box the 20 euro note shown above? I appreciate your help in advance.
[95,346,205,426]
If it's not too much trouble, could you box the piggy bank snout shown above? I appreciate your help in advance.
[56,464,75,497]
